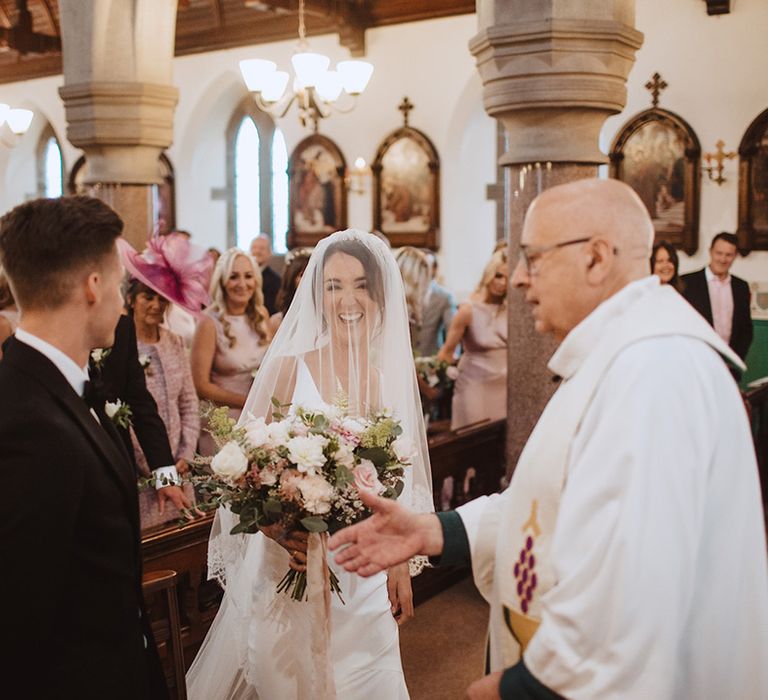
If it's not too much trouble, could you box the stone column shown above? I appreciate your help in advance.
[469,1,643,474]
[58,0,179,249]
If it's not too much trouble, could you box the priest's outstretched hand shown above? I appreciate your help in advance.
[329,489,444,576]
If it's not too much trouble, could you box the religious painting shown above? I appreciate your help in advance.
[373,126,440,249]
[287,134,346,248]
[610,109,701,255]
[737,107,768,252]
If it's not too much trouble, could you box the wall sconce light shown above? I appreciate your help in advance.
[702,139,736,185]
[345,156,371,195]
[0,103,34,147]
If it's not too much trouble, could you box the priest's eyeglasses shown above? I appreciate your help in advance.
[518,237,592,275]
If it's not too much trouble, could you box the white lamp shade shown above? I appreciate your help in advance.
[0,103,9,127]
[316,70,344,103]
[262,70,290,103]
[291,52,330,88]
[337,60,374,95]
[7,108,33,135]
[239,58,277,92]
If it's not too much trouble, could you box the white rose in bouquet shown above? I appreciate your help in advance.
[333,441,356,469]
[243,413,270,449]
[340,417,367,437]
[353,459,386,495]
[287,434,328,474]
[267,419,292,447]
[258,466,278,486]
[392,435,415,464]
[297,473,334,515]
[211,441,249,480]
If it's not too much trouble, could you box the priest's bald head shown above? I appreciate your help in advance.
[511,178,654,342]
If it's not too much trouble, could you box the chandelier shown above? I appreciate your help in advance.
[239,0,373,132]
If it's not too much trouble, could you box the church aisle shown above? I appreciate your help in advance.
[400,577,489,699]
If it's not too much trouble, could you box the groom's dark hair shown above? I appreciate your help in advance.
[0,195,123,311]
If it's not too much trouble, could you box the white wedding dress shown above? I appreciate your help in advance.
[186,359,409,700]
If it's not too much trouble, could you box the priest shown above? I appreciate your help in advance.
[330,178,768,700]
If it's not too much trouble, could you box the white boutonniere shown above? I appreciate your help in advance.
[104,399,132,429]
[90,348,112,369]
[138,353,152,375]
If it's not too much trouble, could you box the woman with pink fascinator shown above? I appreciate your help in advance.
[118,232,211,528]
[191,248,273,455]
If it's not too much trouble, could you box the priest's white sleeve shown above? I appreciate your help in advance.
[456,493,504,602]
[524,336,768,700]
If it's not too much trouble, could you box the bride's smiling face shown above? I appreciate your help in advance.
[322,251,379,345]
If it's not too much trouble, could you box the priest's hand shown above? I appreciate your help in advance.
[465,671,503,699]
[329,489,443,577]
[386,562,414,624]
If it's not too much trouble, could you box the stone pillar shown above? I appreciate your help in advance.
[469,1,643,473]
[57,0,179,249]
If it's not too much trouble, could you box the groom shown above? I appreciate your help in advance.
[0,197,168,699]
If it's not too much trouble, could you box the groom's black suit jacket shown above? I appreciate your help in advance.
[0,337,168,700]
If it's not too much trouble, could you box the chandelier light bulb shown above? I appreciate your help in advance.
[354,157,366,170]
[239,58,277,93]
[291,52,330,88]
[0,102,9,127]
[336,60,374,95]
[262,70,290,103]
[7,108,33,135]
[316,70,344,103]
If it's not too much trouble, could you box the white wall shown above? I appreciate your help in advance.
[602,0,768,283]
[2,2,767,297]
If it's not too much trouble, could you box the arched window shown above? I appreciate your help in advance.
[36,124,63,199]
[226,97,289,253]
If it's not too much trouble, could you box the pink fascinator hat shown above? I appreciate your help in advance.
[117,233,213,317]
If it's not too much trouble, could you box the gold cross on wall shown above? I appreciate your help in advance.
[644,72,668,108]
[703,139,737,185]
[398,96,414,127]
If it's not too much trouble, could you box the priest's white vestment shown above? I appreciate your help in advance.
[457,276,768,699]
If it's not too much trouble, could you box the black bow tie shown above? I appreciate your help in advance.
[82,379,104,411]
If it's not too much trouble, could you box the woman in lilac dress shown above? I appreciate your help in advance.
[439,248,508,430]
[192,248,272,454]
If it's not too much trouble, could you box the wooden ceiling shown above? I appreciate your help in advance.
[0,0,475,85]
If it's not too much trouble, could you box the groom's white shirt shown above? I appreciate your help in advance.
[456,277,768,699]
[15,328,89,396]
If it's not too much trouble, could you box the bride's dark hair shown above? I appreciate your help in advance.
[313,237,386,312]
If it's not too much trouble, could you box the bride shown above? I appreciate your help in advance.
[187,230,433,699]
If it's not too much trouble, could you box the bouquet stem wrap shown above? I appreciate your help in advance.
[308,532,337,699]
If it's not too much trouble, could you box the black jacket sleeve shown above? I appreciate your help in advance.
[99,316,174,470]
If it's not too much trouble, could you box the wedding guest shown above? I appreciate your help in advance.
[394,246,431,349]
[208,246,222,265]
[681,232,753,362]
[0,196,169,699]
[119,234,210,528]
[0,268,19,358]
[192,248,272,454]
[250,234,281,315]
[416,250,456,356]
[651,240,680,290]
[439,248,508,430]
[268,248,311,334]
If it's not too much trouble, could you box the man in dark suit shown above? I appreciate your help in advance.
[92,314,192,515]
[250,233,281,315]
[681,232,753,362]
[0,197,168,699]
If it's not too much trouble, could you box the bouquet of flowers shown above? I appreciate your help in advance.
[414,355,459,391]
[195,399,414,601]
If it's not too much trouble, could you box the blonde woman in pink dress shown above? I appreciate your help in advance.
[192,248,272,455]
[439,248,508,430]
